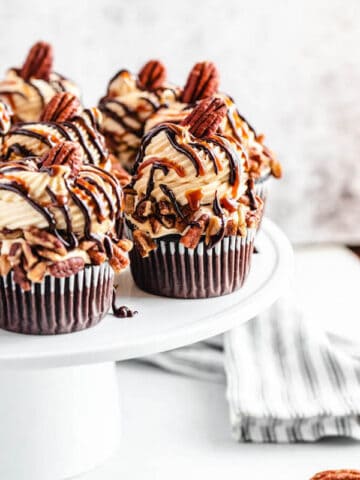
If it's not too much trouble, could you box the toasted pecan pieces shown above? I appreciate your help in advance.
[20,41,54,82]
[182,61,220,103]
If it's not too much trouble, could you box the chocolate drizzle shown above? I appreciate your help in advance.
[4,117,107,166]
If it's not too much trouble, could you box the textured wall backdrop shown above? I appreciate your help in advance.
[0,0,359,244]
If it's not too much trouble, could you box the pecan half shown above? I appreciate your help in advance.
[182,97,227,138]
[20,41,53,81]
[133,230,157,257]
[41,141,83,176]
[138,60,166,91]
[110,244,129,272]
[40,92,81,122]
[49,257,85,278]
[182,61,220,103]
[311,470,360,480]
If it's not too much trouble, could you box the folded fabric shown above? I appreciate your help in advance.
[143,293,360,442]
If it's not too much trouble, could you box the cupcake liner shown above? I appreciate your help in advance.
[129,229,256,299]
[0,263,114,335]
[254,175,270,203]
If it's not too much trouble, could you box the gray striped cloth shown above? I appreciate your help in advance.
[143,294,360,442]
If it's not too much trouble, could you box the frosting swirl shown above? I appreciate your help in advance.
[99,66,180,172]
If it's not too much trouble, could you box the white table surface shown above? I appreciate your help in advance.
[77,246,360,479]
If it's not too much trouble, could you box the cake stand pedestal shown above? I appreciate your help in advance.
[0,219,293,480]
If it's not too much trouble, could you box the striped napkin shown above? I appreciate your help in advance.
[144,293,360,442]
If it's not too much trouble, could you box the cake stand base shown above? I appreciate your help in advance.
[0,362,120,480]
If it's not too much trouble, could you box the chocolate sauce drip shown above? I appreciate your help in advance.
[145,164,168,199]
[75,178,106,223]
[159,184,185,220]
[133,124,203,176]
[46,186,78,249]
[189,141,218,174]
[64,115,107,164]
[83,165,122,218]
[208,192,225,248]
[99,99,144,137]
[112,289,138,318]
[82,176,115,220]
[0,181,56,230]
[206,136,240,186]
[226,94,257,137]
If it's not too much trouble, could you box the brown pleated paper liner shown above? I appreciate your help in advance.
[0,263,114,335]
[129,230,256,299]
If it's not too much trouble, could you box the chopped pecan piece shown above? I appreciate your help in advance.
[180,214,209,249]
[40,92,81,122]
[270,158,282,178]
[0,256,11,276]
[8,242,22,266]
[133,230,157,257]
[182,97,226,138]
[311,470,360,480]
[49,257,85,278]
[138,60,166,91]
[24,228,67,256]
[20,41,53,81]
[13,265,31,291]
[116,239,132,252]
[225,219,237,236]
[135,199,153,218]
[27,261,47,283]
[110,244,130,272]
[41,141,83,176]
[88,248,107,265]
[149,216,161,234]
[157,200,173,216]
[182,61,220,103]
[160,215,176,229]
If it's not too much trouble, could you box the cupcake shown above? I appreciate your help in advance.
[0,41,80,123]
[0,141,131,334]
[145,61,282,201]
[1,92,111,170]
[125,97,263,299]
[99,60,180,172]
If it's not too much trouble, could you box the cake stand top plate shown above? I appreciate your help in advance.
[0,219,293,369]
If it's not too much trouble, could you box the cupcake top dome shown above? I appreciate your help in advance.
[98,59,180,172]
[1,92,111,170]
[0,141,131,289]
[125,97,263,254]
[0,41,80,123]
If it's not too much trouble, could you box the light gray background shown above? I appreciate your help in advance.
[0,0,359,244]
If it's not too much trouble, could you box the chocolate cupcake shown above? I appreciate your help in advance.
[125,97,263,299]
[0,141,131,334]
[98,60,180,172]
[145,61,282,202]
[0,41,80,123]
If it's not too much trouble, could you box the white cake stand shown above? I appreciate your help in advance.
[0,219,293,480]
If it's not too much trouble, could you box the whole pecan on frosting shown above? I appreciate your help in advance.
[137,60,167,91]
[41,141,83,176]
[20,41,54,82]
[182,61,220,103]
[182,97,227,137]
[311,470,360,480]
[40,92,81,122]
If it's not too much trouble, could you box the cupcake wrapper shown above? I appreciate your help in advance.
[0,263,114,335]
[129,230,256,299]
[254,176,270,202]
